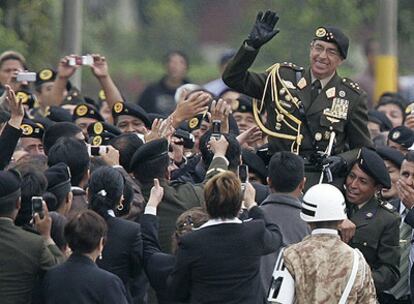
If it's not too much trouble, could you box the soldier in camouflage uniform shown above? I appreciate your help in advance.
[283,183,377,303]
[223,11,372,188]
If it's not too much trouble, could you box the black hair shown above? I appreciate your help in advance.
[164,50,189,67]
[199,131,241,171]
[110,134,144,173]
[268,152,304,193]
[15,168,48,227]
[404,151,414,163]
[43,122,83,155]
[88,166,124,220]
[47,137,90,187]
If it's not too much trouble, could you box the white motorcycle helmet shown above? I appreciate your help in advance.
[300,183,347,222]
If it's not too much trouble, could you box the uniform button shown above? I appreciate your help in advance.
[363,242,367,246]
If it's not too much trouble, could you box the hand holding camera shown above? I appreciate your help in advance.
[32,198,52,240]
[208,134,228,158]
[242,182,257,210]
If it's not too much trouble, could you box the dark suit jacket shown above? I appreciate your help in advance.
[259,193,310,292]
[0,217,63,304]
[96,216,143,302]
[141,214,179,304]
[222,44,372,165]
[43,254,129,304]
[0,122,21,170]
[168,206,283,304]
[347,197,401,292]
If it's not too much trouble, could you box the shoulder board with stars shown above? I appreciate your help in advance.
[341,78,363,95]
[379,200,397,213]
[280,62,304,71]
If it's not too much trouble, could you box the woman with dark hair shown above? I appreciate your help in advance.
[88,166,143,303]
[42,210,129,304]
[168,171,283,304]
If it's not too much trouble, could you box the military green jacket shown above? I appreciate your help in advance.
[223,44,373,165]
[347,197,401,292]
[141,156,228,253]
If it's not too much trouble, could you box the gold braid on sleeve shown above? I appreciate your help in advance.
[252,63,303,154]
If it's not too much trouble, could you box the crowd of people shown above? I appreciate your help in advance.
[1,8,414,304]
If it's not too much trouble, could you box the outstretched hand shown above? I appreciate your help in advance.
[246,10,280,49]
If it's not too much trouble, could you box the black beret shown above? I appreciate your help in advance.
[0,170,21,199]
[73,103,103,121]
[313,26,349,59]
[367,110,392,131]
[87,121,121,138]
[376,146,404,169]
[45,106,73,123]
[16,90,37,109]
[241,149,267,182]
[62,89,85,105]
[35,68,57,86]
[112,102,151,128]
[356,147,391,188]
[232,94,253,113]
[44,162,71,194]
[388,126,414,148]
[130,138,168,172]
[20,119,44,139]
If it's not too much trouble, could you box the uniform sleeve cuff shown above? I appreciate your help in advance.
[213,155,229,166]
[144,206,157,215]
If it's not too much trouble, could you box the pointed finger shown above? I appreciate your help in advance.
[154,178,160,188]
[256,11,263,22]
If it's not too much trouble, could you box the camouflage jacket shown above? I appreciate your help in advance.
[284,231,377,304]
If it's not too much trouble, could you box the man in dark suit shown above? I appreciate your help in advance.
[0,170,64,304]
[223,11,372,188]
[343,147,400,294]
[396,151,414,303]
[259,151,310,293]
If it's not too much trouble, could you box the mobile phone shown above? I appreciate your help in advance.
[32,196,44,219]
[238,164,249,191]
[211,120,222,140]
[16,72,36,82]
[88,145,108,156]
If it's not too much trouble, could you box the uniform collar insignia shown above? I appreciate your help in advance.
[326,87,335,99]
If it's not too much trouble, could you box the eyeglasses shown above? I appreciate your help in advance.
[312,43,340,58]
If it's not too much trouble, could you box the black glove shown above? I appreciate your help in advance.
[322,156,347,177]
[246,10,280,49]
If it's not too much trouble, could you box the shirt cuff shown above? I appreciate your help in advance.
[213,155,229,166]
[144,206,157,215]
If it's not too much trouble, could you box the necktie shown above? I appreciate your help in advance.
[311,80,321,103]
[389,209,412,299]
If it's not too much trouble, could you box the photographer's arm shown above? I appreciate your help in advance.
[90,54,123,110]
[47,56,78,107]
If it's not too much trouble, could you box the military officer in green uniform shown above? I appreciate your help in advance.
[223,10,372,187]
[344,147,400,293]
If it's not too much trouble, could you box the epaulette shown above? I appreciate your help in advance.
[379,200,397,213]
[280,62,304,71]
[341,78,363,95]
